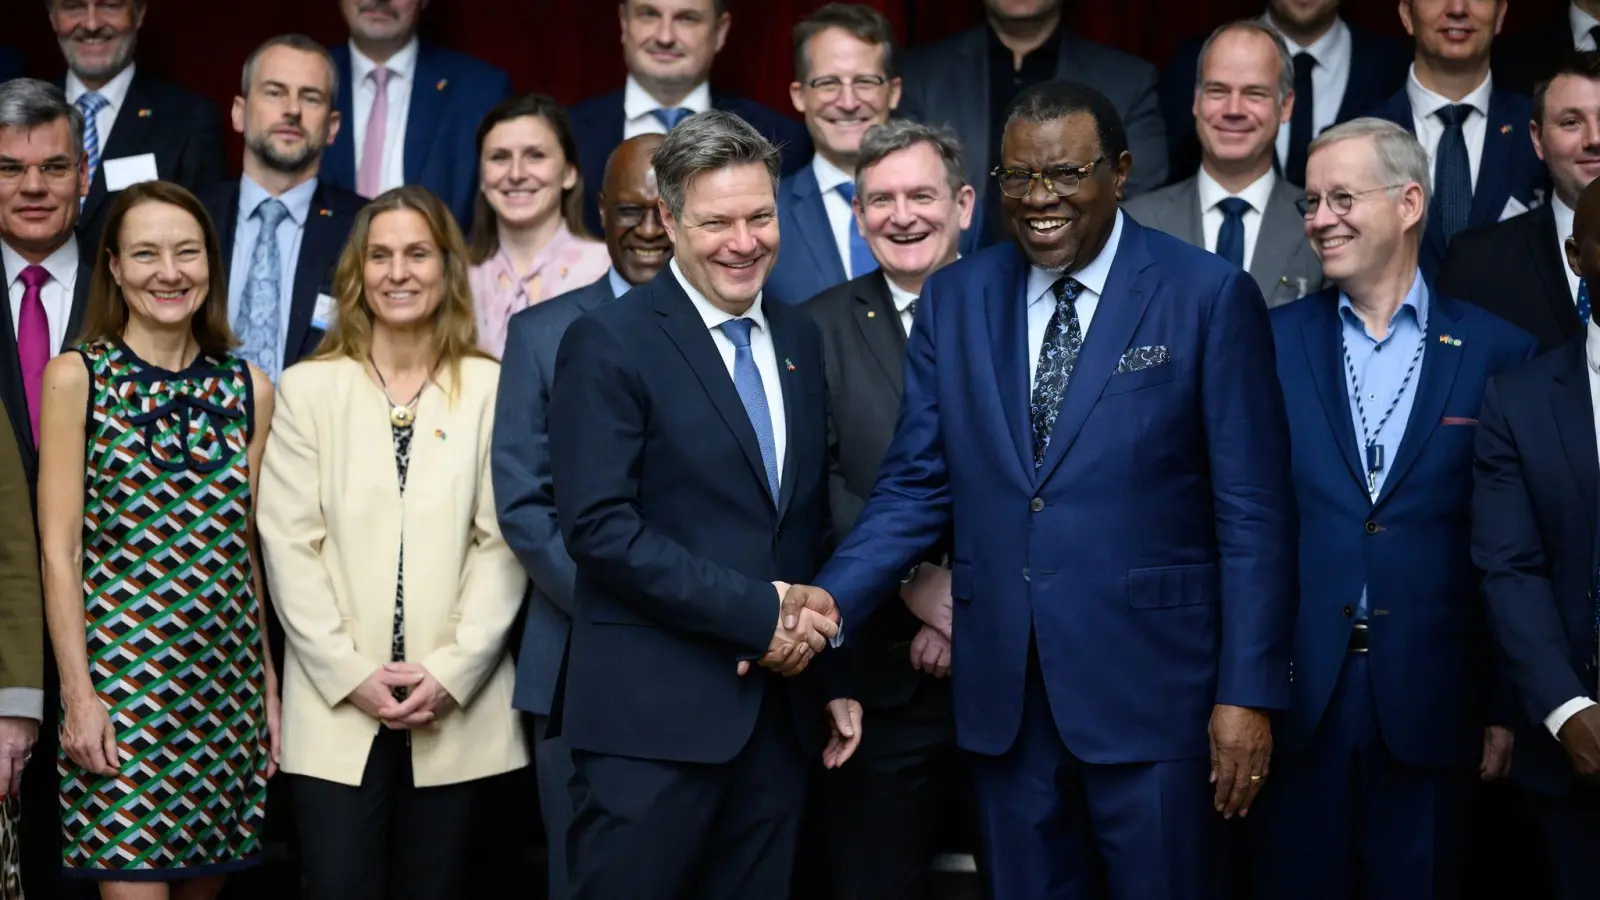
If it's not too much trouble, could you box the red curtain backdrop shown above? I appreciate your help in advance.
[5,0,1569,174]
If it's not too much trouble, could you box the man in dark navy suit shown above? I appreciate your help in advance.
[548,111,858,900]
[568,0,811,237]
[324,0,511,229]
[493,132,670,900]
[1472,174,1600,900]
[1256,117,1537,899]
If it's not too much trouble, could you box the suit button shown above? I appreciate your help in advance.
[1030,497,1044,512]
[1364,520,1379,534]
[1342,605,1353,618]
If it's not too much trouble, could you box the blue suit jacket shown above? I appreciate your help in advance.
[1366,88,1549,281]
[0,47,23,83]
[766,163,848,306]
[1473,336,1600,795]
[1271,289,1538,770]
[325,43,511,229]
[568,88,811,237]
[494,275,618,717]
[815,217,1298,763]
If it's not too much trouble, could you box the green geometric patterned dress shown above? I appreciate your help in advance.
[60,340,268,881]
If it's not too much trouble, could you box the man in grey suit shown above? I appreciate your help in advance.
[491,132,671,900]
[896,0,1167,250]
[1124,20,1325,307]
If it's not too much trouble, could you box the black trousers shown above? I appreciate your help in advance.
[292,729,478,900]
[1527,783,1600,900]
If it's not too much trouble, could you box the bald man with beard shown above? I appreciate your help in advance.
[492,133,671,900]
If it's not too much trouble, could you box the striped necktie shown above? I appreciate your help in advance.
[75,92,109,201]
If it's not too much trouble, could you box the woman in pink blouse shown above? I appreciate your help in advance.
[467,94,610,357]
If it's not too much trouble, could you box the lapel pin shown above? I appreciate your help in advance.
[436,79,448,91]
[1500,124,1511,135]
[318,208,332,217]
[1439,334,1462,347]
[137,108,152,118]
[434,429,446,440]
[785,358,796,372]
[866,310,876,318]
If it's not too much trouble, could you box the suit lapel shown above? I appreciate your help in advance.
[1554,339,1599,542]
[1177,178,1203,247]
[1301,291,1366,490]
[1467,91,1518,228]
[82,70,159,230]
[1251,181,1306,295]
[851,274,906,392]
[0,255,27,454]
[404,44,447,186]
[285,185,341,359]
[789,170,848,284]
[1525,203,1583,343]
[328,48,358,187]
[987,244,1035,477]
[770,305,802,520]
[958,31,992,180]
[64,243,92,351]
[1373,294,1464,507]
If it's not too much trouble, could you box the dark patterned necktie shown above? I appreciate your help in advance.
[1029,277,1085,467]
[1431,104,1474,244]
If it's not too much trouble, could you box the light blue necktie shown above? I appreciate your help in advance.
[75,92,108,204]
[1579,279,1591,328]
[719,318,779,501]
[235,198,291,378]
[651,107,691,130]
[1215,197,1250,268]
[833,182,878,279]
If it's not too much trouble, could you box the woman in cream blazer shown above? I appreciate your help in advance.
[257,186,528,900]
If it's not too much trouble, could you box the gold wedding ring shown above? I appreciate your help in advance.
[1250,775,1263,782]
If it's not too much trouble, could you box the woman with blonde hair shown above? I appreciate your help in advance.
[255,185,527,900]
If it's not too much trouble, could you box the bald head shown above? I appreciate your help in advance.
[601,134,672,285]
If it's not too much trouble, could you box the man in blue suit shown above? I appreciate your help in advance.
[1255,117,1537,899]
[788,81,1298,900]
[1472,175,1600,900]
[767,4,900,306]
[568,0,811,237]
[325,0,511,229]
[492,133,670,900]
[1366,0,1548,281]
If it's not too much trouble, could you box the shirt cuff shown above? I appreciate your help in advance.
[830,616,845,649]
[0,687,44,722]
[1545,696,1597,738]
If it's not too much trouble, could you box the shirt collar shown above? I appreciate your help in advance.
[1555,192,1577,247]
[1026,209,1125,307]
[1196,167,1276,216]
[811,153,854,194]
[885,273,917,313]
[66,62,136,111]
[1337,268,1430,337]
[670,256,769,334]
[1406,65,1493,121]
[240,174,319,226]
[2,237,79,291]
[1260,12,1349,60]
[623,75,712,120]
[1574,2,1600,47]
[349,37,419,85]
[607,267,632,299]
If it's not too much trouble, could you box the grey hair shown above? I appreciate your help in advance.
[652,109,781,220]
[0,78,85,159]
[853,118,967,198]
[1195,20,1295,105]
[241,34,340,104]
[1308,117,1432,232]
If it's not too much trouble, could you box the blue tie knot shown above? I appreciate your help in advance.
[1217,197,1251,218]
[719,317,755,349]
[652,107,691,130]
[1435,104,1472,129]
[1051,277,1084,304]
[835,182,855,202]
[76,92,108,115]
[255,198,290,230]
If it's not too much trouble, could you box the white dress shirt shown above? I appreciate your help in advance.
[671,258,787,474]
[1406,67,1494,190]
[622,75,713,139]
[886,276,918,336]
[65,63,136,151]
[1573,2,1600,51]
[1025,210,1125,386]
[1197,167,1276,272]
[350,38,418,195]
[1550,318,1600,736]
[1554,193,1581,304]
[3,239,79,356]
[1263,15,1353,173]
[811,154,858,277]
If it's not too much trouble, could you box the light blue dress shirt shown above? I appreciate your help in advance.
[227,176,318,374]
[607,267,631,300]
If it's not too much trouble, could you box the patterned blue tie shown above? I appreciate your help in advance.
[719,318,780,500]
[1030,277,1086,468]
[1215,197,1251,268]
[651,107,691,130]
[1579,279,1591,328]
[75,92,108,202]
[235,199,291,379]
[833,182,878,279]
[1431,104,1474,244]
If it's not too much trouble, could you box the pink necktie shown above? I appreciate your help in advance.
[358,66,392,198]
[16,265,50,447]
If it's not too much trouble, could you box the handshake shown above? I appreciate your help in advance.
[736,582,841,677]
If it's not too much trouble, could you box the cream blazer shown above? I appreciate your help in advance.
[257,355,529,787]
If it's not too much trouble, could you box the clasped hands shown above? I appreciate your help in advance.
[736,582,841,677]
[0,716,38,798]
[349,662,458,730]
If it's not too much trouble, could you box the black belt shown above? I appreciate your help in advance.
[1347,623,1369,654]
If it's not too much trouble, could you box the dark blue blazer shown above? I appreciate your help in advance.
[1473,336,1600,795]
[0,47,23,83]
[1271,288,1538,770]
[548,267,841,763]
[568,89,811,236]
[767,163,848,306]
[815,217,1298,763]
[494,274,618,717]
[324,43,511,229]
[1366,88,1549,281]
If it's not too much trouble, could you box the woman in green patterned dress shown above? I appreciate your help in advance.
[33,181,280,899]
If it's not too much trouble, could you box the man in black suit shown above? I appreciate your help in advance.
[1493,0,1600,96]
[197,35,363,382]
[548,110,858,900]
[493,132,671,900]
[1161,0,1410,187]
[46,0,224,249]
[1440,51,1600,350]
[568,0,811,236]
[797,118,973,900]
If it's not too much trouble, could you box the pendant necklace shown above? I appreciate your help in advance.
[369,353,429,429]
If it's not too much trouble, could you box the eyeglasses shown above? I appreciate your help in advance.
[991,158,1107,199]
[609,204,663,229]
[0,160,79,183]
[1296,184,1406,218]
[804,75,889,100]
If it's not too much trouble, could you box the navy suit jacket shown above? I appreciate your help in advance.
[567,88,811,237]
[1366,88,1549,281]
[1473,336,1600,796]
[815,217,1298,763]
[197,179,365,370]
[324,43,511,229]
[1271,288,1538,770]
[548,268,841,763]
[0,47,23,83]
[767,163,848,306]
[494,274,619,717]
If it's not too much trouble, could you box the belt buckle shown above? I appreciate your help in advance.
[1347,622,1370,654]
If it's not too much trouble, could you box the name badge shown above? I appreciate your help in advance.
[102,153,159,192]
[311,293,336,331]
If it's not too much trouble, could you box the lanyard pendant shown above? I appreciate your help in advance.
[1365,442,1384,497]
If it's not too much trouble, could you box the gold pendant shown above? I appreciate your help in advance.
[390,405,415,428]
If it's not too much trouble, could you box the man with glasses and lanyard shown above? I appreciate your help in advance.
[1255,116,1538,899]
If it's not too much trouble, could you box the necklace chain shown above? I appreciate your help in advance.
[369,353,430,428]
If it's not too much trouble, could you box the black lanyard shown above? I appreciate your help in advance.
[1343,330,1426,497]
